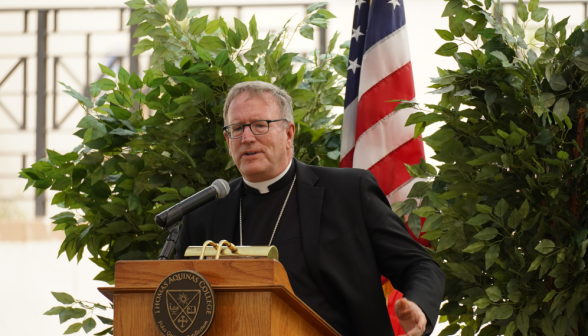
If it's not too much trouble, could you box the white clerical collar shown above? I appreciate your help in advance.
[243,159,293,194]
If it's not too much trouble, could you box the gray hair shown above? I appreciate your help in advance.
[223,81,294,125]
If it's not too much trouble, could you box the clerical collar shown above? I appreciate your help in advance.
[243,159,294,194]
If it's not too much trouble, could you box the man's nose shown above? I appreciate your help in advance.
[241,125,256,142]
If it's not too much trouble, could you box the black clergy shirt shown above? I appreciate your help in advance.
[233,162,354,335]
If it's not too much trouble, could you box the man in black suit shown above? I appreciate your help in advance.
[176,81,445,336]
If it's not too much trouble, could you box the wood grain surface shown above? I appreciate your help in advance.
[101,259,341,336]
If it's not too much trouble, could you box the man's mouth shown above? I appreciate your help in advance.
[243,151,261,157]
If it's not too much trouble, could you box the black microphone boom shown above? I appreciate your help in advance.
[155,179,230,228]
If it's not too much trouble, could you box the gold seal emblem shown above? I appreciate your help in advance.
[153,270,215,336]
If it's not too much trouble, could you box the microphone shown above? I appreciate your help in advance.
[155,179,230,228]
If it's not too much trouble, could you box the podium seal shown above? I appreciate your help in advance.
[153,270,216,336]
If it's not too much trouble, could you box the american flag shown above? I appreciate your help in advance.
[340,0,425,205]
[340,0,426,333]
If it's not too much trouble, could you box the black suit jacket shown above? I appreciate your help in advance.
[176,159,445,335]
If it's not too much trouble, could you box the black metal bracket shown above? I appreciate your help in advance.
[158,222,181,260]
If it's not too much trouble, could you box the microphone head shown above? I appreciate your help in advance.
[211,179,230,198]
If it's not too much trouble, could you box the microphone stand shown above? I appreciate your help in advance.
[158,221,181,260]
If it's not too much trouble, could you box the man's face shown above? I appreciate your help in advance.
[224,92,295,182]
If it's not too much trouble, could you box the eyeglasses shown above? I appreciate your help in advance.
[223,119,287,139]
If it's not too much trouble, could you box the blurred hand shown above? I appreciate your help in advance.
[394,298,427,336]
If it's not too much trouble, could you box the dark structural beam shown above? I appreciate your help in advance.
[36,10,48,217]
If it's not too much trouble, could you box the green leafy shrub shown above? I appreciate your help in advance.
[43,292,113,335]
[393,0,588,335]
[20,0,345,285]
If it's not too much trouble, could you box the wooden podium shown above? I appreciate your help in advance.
[99,259,341,336]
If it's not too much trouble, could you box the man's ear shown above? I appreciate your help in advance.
[286,122,295,148]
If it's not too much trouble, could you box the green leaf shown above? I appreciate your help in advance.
[52,292,75,304]
[540,92,556,107]
[494,198,508,217]
[317,9,336,19]
[528,0,539,11]
[476,204,493,214]
[486,285,502,302]
[519,199,530,218]
[435,29,455,41]
[133,22,154,38]
[435,42,458,56]
[535,239,556,254]
[125,0,145,9]
[474,297,491,308]
[543,290,557,302]
[300,25,314,40]
[64,323,83,334]
[133,38,154,56]
[517,0,529,21]
[463,241,486,253]
[205,19,220,34]
[553,98,570,119]
[82,317,97,333]
[204,37,229,53]
[517,313,530,336]
[421,230,442,240]
[180,186,195,197]
[442,0,463,17]
[422,214,443,232]
[466,214,491,226]
[480,136,504,147]
[306,2,328,13]
[438,324,460,336]
[495,305,514,319]
[129,72,143,90]
[44,306,66,315]
[528,255,544,271]
[531,7,548,22]
[99,63,116,78]
[436,231,457,252]
[491,50,510,67]
[234,18,248,40]
[118,67,131,86]
[172,0,188,21]
[474,228,499,240]
[507,209,522,229]
[549,73,567,91]
[59,307,86,324]
[192,42,213,61]
[291,89,316,104]
[96,78,116,91]
[411,206,434,219]
[96,316,113,325]
[533,129,553,146]
[486,245,500,269]
[573,54,588,71]
[407,214,422,238]
[249,15,258,40]
[189,15,208,36]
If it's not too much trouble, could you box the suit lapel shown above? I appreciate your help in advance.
[294,160,326,292]
[213,178,242,242]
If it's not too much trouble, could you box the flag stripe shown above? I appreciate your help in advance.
[340,98,358,160]
[358,26,411,102]
[355,62,415,140]
[367,137,425,196]
[352,107,416,170]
